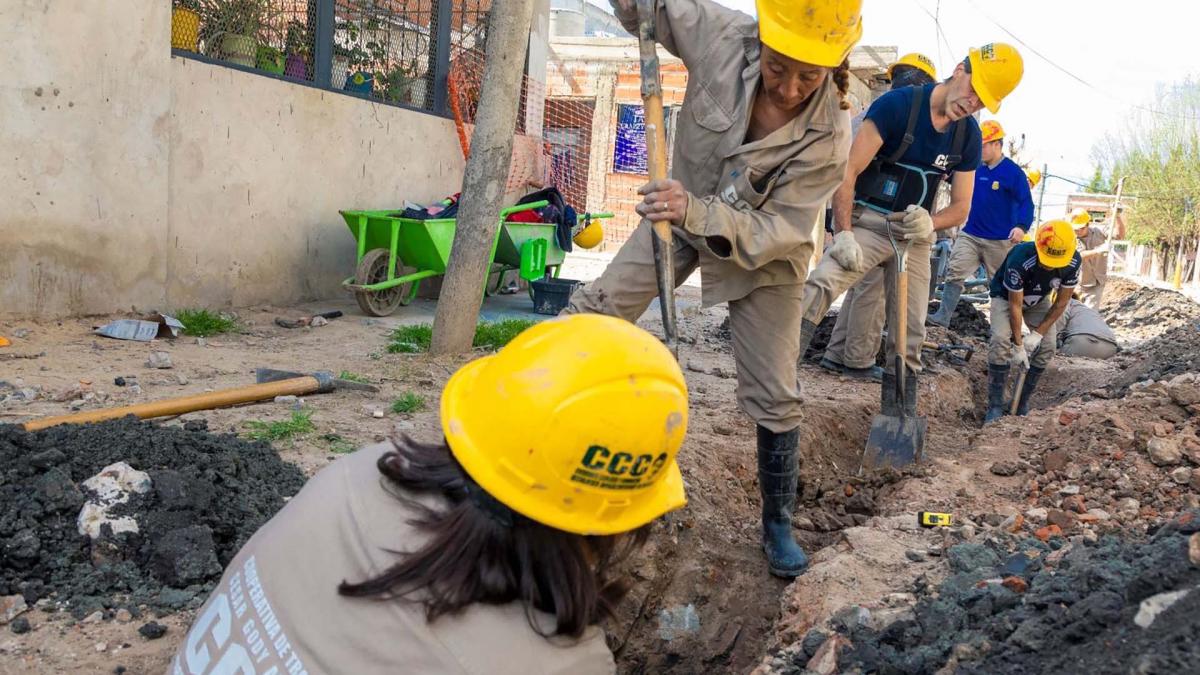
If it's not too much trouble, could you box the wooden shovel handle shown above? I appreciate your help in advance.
[22,377,321,432]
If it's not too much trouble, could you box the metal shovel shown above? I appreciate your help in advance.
[862,223,928,472]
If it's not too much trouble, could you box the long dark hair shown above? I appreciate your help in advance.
[337,435,650,638]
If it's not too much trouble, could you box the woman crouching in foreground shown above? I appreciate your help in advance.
[170,314,689,674]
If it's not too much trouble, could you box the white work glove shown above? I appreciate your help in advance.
[886,205,935,242]
[1010,345,1030,369]
[1025,331,1044,354]
[827,230,864,273]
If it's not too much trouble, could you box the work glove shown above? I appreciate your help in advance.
[827,230,863,273]
[1010,345,1030,369]
[1025,331,1044,354]
[886,205,935,242]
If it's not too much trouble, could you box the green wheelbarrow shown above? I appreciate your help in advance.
[491,212,613,297]
[339,201,549,317]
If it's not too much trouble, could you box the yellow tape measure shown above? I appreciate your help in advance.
[918,511,953,528]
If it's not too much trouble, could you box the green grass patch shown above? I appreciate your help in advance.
[175,308,238,337]
[321,433,356,455]
[243,410,315,443]
[472,319,538,350]
[337,370,369,383]
[391,392,427,414]
[386,324,434,353]
[386,319,538,354]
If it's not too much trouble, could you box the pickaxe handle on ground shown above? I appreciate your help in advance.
[636,0,678,357]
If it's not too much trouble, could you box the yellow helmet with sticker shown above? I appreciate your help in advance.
[1033,219,1077,268]
[441,314,688,535]
[756,0,864,68]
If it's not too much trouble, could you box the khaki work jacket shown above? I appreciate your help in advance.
[611,0,850,305]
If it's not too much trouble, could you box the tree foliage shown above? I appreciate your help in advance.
[1090,79,1200,247]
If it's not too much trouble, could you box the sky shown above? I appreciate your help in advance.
[685,0,1198,218]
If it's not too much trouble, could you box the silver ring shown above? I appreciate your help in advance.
[659,201,667,212]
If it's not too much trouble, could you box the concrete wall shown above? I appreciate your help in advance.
[166,59,464,308]
[0,0,173,318]
[2,1,562,319]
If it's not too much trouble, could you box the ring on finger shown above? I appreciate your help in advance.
[659,201,668,212]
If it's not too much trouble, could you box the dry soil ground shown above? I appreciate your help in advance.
[1,271,1198,675]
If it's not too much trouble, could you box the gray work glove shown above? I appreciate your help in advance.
[886,205,935,242]
[1010,344,1030,369]
[827,230,864,273]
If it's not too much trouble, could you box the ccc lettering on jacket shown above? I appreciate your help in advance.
[571,445,668,490]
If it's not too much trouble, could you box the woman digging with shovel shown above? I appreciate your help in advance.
[171,315,689,674]
[564,0,864,579]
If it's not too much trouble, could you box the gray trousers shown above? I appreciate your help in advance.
[1060,334,1118,359]
[988,297,1059,368]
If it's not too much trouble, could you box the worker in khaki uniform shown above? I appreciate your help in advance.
[172,316,690,675]
[984,220,1082,422]
[926,119,1033,327]
[821,53,938,381]
[565,0,863,578]
[799,43,1025,416]
[1057,296,1119,359]
[1070,208,1110,309]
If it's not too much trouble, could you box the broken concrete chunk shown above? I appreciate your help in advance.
[0,595,29,624]
[1134,588,1193,628]
[1147,436,1183,466]
[77,463,152,539]
[145,351,173,369]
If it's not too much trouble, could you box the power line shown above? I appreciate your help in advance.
[908,0,957,69]
[963,0,1200,122]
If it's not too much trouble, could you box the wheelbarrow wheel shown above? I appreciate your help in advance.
[354,248,413,317]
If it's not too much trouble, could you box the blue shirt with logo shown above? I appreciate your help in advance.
[990,242,1082,305]
[864,84,983,175]
[963,156,1034,240]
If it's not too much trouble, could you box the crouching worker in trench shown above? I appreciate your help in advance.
[984,220,1081,422]
[171,315,689,675]
[564,0,864,578]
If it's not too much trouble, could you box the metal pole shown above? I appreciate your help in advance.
[1035,162,1047,223]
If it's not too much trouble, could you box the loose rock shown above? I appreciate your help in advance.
[138,622,168,640]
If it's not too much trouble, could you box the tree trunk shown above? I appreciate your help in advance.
[430,0,535,355]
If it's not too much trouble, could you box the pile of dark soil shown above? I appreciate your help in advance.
[0,417,305,618]
[768,511,1200,674]
[926,298,991,340]
[1101,281,1200,343]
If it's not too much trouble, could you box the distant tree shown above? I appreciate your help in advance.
[1085,165,1110,194]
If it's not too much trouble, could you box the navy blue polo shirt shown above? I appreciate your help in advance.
[864,84,983,176]
[964,156,1035,240]
[990,242,1082,306]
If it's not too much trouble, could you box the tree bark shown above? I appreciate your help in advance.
[430,0,535,354]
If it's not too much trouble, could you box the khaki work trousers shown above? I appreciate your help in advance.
[822,268,885,369]
[945,233,1013,284]
[1060,334,1118,359]
[988,297,1059,368]
[802,223,932,374]
[1080,281,1106,310]
[565,221,807,433]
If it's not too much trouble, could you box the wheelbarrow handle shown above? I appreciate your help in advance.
[500,200,550,220]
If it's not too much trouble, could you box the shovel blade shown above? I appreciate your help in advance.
[861,413,928,472]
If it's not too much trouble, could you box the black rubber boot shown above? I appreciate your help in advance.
[798,319,818,364]
[984,364,1010,424]
[1015,367,1045,416]
[818,356,845,374]
[927,282,964,328]
[843,364,884,382]
[880,371,899,416]
[757,426,808,578]
[904,372,919,416]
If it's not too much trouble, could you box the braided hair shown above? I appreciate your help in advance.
[832,58,851,110]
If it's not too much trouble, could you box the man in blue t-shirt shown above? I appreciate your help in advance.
[928,119,1033,327]
[984,219,1082,422]
[800,43,1024,423]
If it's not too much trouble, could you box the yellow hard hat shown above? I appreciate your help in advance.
[967,43,1024,113]
[1022,230,1034,243]
[1026,168,1042,187]
[573,220,604,249]
[888,53,937,81]
[1069,208,1092,227]
[441,314,689,536]
[980,120,1005,144]
[756,0,864,68]
[1033,220,1077,268]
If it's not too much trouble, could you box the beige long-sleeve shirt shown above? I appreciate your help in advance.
[610,0,850,305]
[169,444,614,675]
